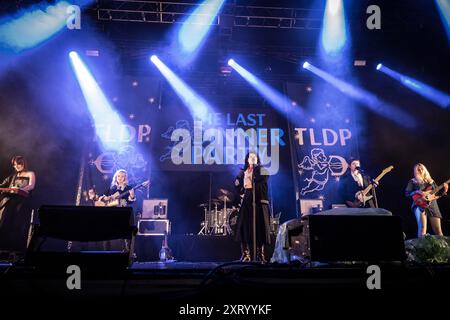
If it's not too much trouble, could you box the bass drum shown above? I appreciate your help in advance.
[226,208,239,236]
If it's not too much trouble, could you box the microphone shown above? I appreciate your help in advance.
[356,166,365,173]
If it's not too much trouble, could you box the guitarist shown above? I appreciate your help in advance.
[98,169,136,208]
[0,156,36,254]
[405,163,448,238]
[98,169,136,251]
[338,158,377,208]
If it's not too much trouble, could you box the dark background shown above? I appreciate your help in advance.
[0,0,449,238]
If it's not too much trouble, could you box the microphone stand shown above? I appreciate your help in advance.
[360,167,379,208]
[252,165,257,262]
[371,179,379,208]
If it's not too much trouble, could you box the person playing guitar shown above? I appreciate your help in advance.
[338,158,378,208]
[405,163,448,238]
[94,169,136,251]
[0,156,36,253]
[97,169,136,207]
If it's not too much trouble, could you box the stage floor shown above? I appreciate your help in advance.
[1,258,449,302]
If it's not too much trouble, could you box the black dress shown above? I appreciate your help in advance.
[0,174,32,252]
[338,172,376,208]
[234,166,271,246]
[405,179,444,218]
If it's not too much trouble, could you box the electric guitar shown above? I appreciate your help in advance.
[95,180,150,207]
[346,165,394,208]
[412,179,450,209]
[0,187,30,198]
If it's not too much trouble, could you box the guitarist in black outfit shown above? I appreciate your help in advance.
[99,169,136,251]
[99,169,136,207]
[338,158,377,208]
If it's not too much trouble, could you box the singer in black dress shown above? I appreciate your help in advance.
[234,152,271,263]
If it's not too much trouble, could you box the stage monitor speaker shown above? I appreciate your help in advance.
[25,205,137,271]
[142,199,168,219]
[289,214,406,262]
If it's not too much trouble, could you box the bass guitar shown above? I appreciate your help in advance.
[412,178,450,209]
[95,180,150,207]
[346,165,394,208]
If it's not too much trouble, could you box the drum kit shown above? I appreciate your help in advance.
[198,188,239,236]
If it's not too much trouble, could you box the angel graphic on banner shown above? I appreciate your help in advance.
[299,148,348,195]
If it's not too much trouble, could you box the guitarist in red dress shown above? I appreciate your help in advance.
[338,158,377,208]
[405,163,448,238]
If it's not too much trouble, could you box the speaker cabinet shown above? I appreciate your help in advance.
[290,214,405,262]
[25,205,137,270]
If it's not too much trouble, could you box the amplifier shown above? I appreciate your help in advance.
[142,199,168,219]
[137,219,170,236]
[290,214,405,262]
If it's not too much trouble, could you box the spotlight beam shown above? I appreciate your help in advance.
[321,0,347,55]
[150,55,212,120]
[69,51,127,151]
[0,1,93,52]
[377,64,450,109]
[178,0,226,54]
[436,0,450,43]
[304,62,417,128]
[229,59,304,121]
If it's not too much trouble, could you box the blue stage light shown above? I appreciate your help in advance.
[377,64,450,109]
[303,61,310,69]
[321,0,347,55]
[229,59,304,121]
[376,63,383,70]
[304,62,417,128]
[150,55,213,120]
[0,1,93,53]
[227,59,235,66]
[177,0,225,54]
[69,51,127,151]
[436,0,450,43]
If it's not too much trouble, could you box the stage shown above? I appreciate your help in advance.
[1,1,450,313]
[1,257,450,302]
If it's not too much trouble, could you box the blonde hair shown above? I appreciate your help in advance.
[413,163,433,184]
[111,169,128,187]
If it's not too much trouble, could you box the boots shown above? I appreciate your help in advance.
[256,245,267,264]
[240,243,251,262]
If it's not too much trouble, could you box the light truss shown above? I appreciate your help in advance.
[95,0,323,29]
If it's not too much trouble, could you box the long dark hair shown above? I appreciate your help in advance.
[243,151,260,171]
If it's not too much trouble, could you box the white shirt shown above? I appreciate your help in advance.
[351,171,364,188]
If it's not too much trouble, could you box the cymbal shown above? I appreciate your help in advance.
[198,203,208,208]
[219,188,233,196]
[218,195,232,202]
